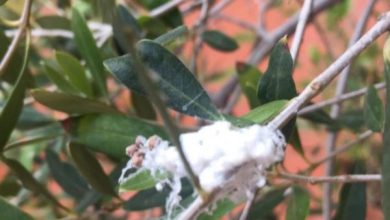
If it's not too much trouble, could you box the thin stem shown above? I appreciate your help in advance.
[149,0,187,18]
[0,0,33,76]
[268,11,390,130]
[190,0,210,75]
[291,0,313,61]
[277,172,381,184]
[238,188,259,220]
[322,1,376,218]
[298,82,385,115]
[309,130,373,169]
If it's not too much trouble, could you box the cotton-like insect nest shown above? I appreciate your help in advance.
[119,121,286,215]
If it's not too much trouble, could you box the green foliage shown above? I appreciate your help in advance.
[63,114,167,158]
[247,187,287,220]
[257,38,296,103]
[0,197,33,220]
[31,89,118,114]
[71,8,107,97]
[46,149,89,200]
[202,30,239,52]
[104,40,221,120]
[286,186,310,220]
[236,62,261,108]
[119,169,168,191]
[334,162,366,220]
[382,36,390,220]
[364,86,383,132]
[68,142,117,196]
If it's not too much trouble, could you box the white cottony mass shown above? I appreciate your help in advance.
[119,121,286,215]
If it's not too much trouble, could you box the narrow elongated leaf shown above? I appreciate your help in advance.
[0,31,32,85]
[364,86,383,132]
[71,9,106,97]
[116,5,143,38]
[46,149,89,200]
[62,114,167,159]
[138,0,183,28]
[42,61,80,95]
[154,25,188,46]
[132,93,157,120]
[68,142,117,196]
[0,197,33,220]
[0,36,30,150]
[236,62,261,108]
[36,15,71,30]
[104,40,221,120]
[119,169,168,191]
[2,157,66,210]
[286,186,310,220]
[242,100,287,124]
[334,162,366,220]
[198,199,235,220]
[382,36,390,220]
[31,89,117,114]
[202,30,239,52]
[16,106,53,129]
[257,38,297,104]
[247,187,287,220]
[55,51,93,97]
[124,178,193,211]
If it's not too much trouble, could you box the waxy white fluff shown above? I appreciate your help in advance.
[120,121,286,214]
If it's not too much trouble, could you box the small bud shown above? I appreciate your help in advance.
[125,144,139,157]
[131,151,145,168]
[146,135,161,150]
[135,135,146,146]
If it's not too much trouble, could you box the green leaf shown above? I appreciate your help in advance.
[286,186,310,220]
[62,114,167,159]
[154,25,188,46]
[242,100,287,124]
[0,35,30,150]
[0,197,33,220]
[138,16,168,39]
[335,109,365,132]
[198,199,235,220]
[104,40,222,120]
[382,36,390,220]
[68,142,117,196]
[119,169,168,191]
[124,178,193,211]
[0,0,8,5]
[202,30,239,52]
[137,0,183,28]
[300,107,337,126]
[55,51,93,97]
[71,8,106,97]
[289,127,304,158]
[257,38,297,104]
[132,93,157,120]
[364,86,383,132]
[247,187,287,220]
[31,89,118,114]
[236,62,261,108]
[2,157,66,210]
[36,15,71,30]
[334,162,366,220]
[116,5,142,38]
[46,149,89,200]
[42,61,80,95]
